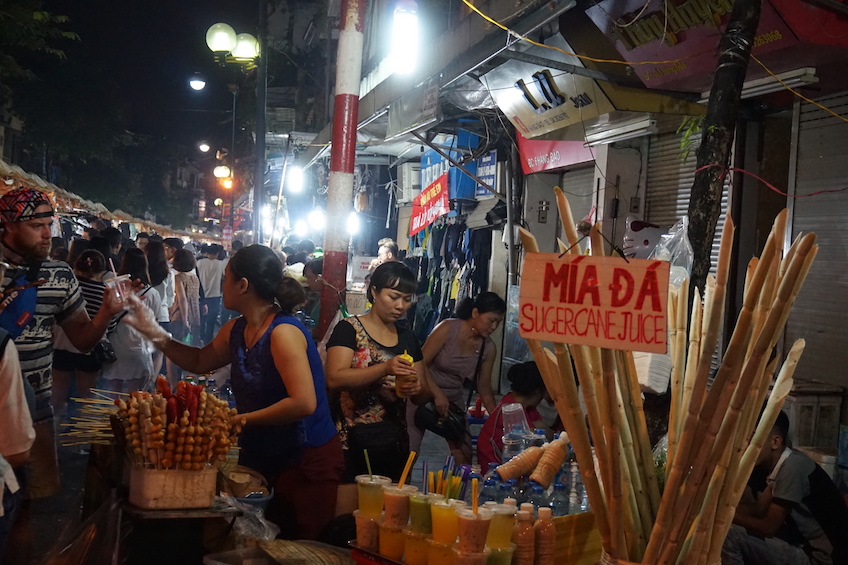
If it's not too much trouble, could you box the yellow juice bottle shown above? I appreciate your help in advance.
[394,350,415,398]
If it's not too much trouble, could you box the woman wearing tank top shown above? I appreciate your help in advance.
[408,292,506,464]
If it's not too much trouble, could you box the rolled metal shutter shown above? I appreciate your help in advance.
[644,131,730,277]
[784,93,848,385]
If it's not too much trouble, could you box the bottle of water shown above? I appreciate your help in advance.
[525,483,546,516]
[547,483,569,517]
[497,482,511,503]
[479,477,500,505]
[508,478,524,504]
[501,433,526,462]
[206,379,220,399]
[568,461,587,514]
[483,462,500,483]
[525,429,546,448]
[220,379,236,408]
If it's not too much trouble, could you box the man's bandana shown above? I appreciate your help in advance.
[0,187,54,225]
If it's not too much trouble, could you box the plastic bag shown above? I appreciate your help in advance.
[43,492,122,565]
[221,494,280,541]
[647,216,694,288]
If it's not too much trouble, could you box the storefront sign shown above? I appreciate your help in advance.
[349,256,375,283]
[410,172,449,236]
[476,151,497,198]
[519,254,670,353]
[517,132,594,174]
[585,0,797,91]
[482,36,616,139]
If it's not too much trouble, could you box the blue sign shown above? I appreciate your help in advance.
[476,150,497,198]
[420,130,480,200]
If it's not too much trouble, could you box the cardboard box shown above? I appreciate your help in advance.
[128,467,217,509]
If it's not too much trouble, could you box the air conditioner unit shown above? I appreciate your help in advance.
[397,162,421,204]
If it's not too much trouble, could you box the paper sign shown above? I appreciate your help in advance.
[519,254,670,353]
[350,256,375,283]
[410,172,449,236]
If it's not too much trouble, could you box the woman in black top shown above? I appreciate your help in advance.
[325,261,428,481]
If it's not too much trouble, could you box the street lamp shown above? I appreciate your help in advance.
[198,141,211,153]
[189,73,207,91]
[205,20,265,244]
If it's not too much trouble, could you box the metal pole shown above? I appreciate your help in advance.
[317,0,366,338]
[270,135,292,248]
[253,0,268,244]
[230,88,237,229]
[507,144,519,286]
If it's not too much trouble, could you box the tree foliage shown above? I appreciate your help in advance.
[0,0,78,101]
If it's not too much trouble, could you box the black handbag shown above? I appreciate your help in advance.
[414,401,467,443]
[92,339,117,364]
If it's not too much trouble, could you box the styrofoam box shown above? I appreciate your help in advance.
[203,547,274,565]
[129,467,217,509]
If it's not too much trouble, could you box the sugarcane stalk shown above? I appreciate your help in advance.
[601,348,626,559]
[620,349,662,517]
[555,187,581,251]
[656,233,815,565]
[679,287,703,449]
[705,339,803,564]
[643,217,735,563]
[667,282,689,467]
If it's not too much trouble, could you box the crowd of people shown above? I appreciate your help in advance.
[1,185,846,565]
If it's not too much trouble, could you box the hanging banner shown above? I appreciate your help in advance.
[410,172,449,236]
[519,254,670,353]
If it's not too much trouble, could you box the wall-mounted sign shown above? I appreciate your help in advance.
[482,36,616,139]
[519,254,670,353]
[410,172,449,236]
[517,132,595,174]
[476,150,497,198]
[349,256,375,283]
[585,0,797,91]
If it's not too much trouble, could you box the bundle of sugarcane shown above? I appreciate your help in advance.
[517,188,814,565]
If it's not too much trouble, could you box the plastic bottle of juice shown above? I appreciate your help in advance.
[394,350,415,398]
[533,507,556,565]
[547,483,569,517]
[511,510,536,565]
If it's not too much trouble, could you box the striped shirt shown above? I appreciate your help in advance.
[1,242,85,422]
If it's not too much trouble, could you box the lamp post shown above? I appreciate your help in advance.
[205,19,264,244]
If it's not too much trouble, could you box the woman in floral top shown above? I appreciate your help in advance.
[326,262,428,482]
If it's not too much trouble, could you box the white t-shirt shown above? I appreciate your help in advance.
[0,338,32,514]
[196,257,225,299]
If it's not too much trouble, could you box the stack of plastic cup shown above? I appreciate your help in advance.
[353,510,382,552]
[405,493,433,565]
[354,474,391,552]
[454,507,492,565]
[380,484,417,561]
[485,504,516,550]
[486,543,516,565]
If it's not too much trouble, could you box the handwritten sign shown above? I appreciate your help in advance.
[409,172,449,236]
[519,254,670,353]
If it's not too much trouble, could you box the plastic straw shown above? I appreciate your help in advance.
[472,478,479,513]
[422,461,429,494]
[364,448,373,480]
[437,470,443,495]
[398,451,416,486]
[109,258,117,274]
[428,472,435,495]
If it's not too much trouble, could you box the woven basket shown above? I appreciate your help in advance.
[552,512,603,565]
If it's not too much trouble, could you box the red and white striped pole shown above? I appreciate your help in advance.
[318,0,366,337]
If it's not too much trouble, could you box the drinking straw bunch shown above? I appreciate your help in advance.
[424,456,472,500]
[518,189,815,565]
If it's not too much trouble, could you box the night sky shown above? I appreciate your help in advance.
[46,0,263,147]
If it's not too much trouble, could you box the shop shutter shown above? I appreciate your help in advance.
[644,131,730,278]
[645,131,732,377]
[783,92,848,385]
